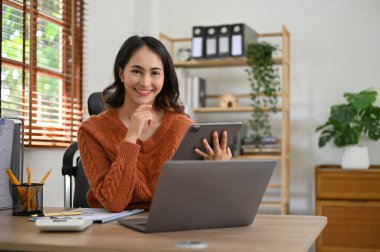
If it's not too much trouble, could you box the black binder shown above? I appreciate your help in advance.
[230,23,258,57]
[205,26,218,58]
[192,77,206,108]
[218,25,231,57]
[191,26,206,59]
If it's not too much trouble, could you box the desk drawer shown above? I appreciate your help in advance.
[316,166,380,200]
[316,200,380,252]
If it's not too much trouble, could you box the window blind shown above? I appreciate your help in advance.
[1,0,84,147]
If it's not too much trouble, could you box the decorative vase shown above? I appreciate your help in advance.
[341,145,370,169]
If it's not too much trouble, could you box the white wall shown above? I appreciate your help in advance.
[25,0,380,212]
[158,0,380,214]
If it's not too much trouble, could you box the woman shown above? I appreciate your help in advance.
[78,35,231,212]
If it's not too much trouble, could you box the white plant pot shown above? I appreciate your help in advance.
[341,145,370,169]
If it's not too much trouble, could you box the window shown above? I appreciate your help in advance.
[1,0,84,147]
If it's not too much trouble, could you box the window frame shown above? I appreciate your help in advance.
[1,0,84,147]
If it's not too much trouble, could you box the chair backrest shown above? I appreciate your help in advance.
[62,92,104,208]
[88,92,104,116]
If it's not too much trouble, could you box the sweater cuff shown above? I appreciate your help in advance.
[116,140,141,164]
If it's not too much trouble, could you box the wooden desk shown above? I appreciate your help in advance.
[0,208,326,252]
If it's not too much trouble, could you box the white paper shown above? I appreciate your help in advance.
[0,119,14,209]
[206,38,217,55]
[231,35,243,56]
[68,207,144,223]
[219,37,229,54]
[192,37,203,58]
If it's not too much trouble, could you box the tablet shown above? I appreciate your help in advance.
[172,122,242,160]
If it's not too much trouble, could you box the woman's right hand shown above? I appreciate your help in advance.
[125,104,153,143]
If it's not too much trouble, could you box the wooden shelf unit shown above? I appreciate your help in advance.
[160,25,291,214]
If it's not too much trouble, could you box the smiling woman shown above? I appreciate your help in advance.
[76,35,232,212]
[0,0,84,147]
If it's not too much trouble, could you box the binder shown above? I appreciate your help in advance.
[230,23,258,57]
[218,25,231,57]
[205,26,218,58]
[192,77,206,108]
[191,26,206,59]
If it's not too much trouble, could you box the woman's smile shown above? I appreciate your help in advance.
[135,88,154,96]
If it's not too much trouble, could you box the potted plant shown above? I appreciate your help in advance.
[245,42,280,146]
[316,88,380,169]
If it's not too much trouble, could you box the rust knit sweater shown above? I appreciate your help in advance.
[78,108,193,212]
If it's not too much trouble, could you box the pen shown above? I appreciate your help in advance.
[31,211,82,217]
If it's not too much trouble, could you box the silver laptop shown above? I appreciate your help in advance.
[118,159,276,233]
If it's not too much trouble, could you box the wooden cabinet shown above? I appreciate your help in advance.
[160,26,291,214]
[315,165,380,252]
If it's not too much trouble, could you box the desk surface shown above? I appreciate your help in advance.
[0,208,326,252]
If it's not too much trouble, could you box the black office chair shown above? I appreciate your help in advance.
[62,92,104,208]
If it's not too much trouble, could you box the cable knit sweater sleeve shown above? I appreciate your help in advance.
[78,126,146,212]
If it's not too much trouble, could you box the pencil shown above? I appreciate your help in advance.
[5,168,26,205]
[5,168,21,185]
[31,211,82,217]
[39,169,52,185]
[27,167,31,211]
[33,169,52,195]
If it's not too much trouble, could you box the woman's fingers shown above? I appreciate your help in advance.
[202,138,214,155]
[211,131,220,152]
[220,130,228,151]
[194,130,232,160]
[194,148,209,159]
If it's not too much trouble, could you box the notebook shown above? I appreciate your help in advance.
[118,159,276,233]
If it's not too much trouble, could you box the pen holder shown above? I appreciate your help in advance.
[12,183,43,216]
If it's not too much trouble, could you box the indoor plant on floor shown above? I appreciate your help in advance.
[316,88,380,169]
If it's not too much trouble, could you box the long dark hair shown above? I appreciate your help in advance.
[103,35,184,113]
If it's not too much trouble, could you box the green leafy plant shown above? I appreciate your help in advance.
[246,42,280,143]
[316,88,380,148]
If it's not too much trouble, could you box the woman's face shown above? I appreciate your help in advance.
[119,46,164,107]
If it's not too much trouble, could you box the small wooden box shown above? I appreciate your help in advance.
[315,165,380,252]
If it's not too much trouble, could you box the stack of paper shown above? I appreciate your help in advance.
[69,208,144,224]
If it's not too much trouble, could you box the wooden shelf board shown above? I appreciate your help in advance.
[260,201,284,207]
[235,154,282,160]
[206,93,284,99]
[267,183,282,189]
[193,107,282,113]
[194,107,252,113]
[174,57,282,68]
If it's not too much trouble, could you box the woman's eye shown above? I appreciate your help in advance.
[152,71,161,76]
[131,69,141,74]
